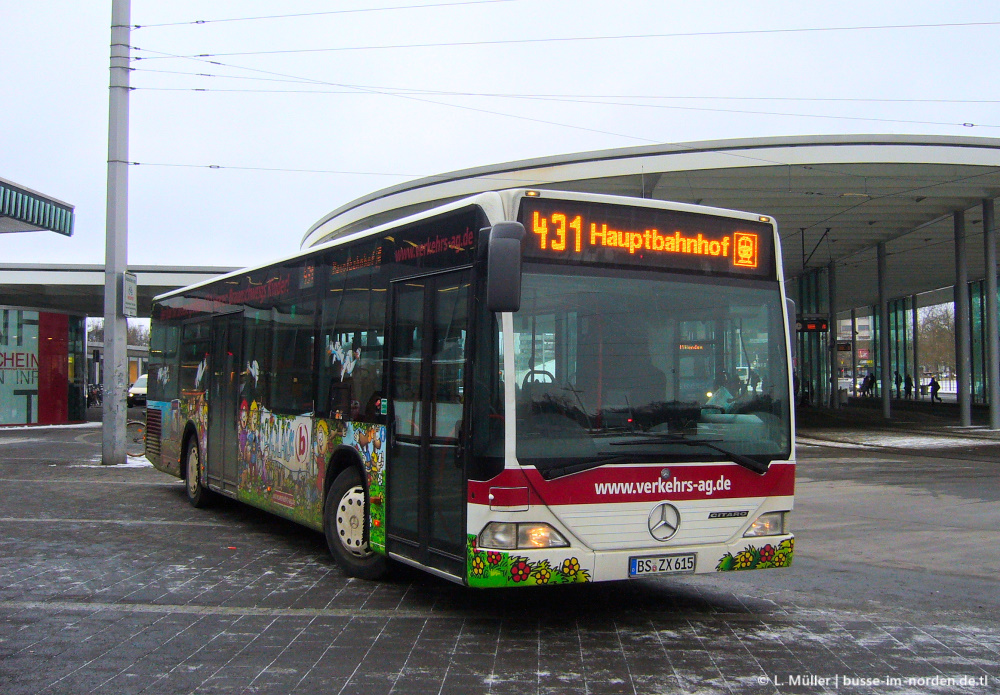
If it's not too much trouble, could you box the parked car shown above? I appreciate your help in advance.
[127,374,147,407]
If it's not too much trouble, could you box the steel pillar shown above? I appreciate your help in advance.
[984,199,1000,429]
[851,308,859,398]
[878,242,891,419]
[828,261,838,408]
[911,295,919,400]
[954,211,972,426]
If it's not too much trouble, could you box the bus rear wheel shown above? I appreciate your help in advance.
[324,467,387,579]
[184,437,212,508]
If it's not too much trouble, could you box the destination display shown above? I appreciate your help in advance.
[518,197,776,278]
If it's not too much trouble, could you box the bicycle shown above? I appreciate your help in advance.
[126,419,146,457]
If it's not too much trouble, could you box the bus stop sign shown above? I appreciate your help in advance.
[123,271,137,318]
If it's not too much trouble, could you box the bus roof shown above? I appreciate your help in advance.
[154,189,774,303]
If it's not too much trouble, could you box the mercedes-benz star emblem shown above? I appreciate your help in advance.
[647,502,681,542]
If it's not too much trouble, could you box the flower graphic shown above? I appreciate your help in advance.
[759,544,775,563]
[772,552,788,567]
[735,550,755,569]
[534,568,551,584]
[471,556,485,576]
[561,558,580,576]
[510,560,531,583]
[487,551,502,566]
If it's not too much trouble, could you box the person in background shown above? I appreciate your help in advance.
[929,376,942,403]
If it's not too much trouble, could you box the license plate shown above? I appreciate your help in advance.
[629,553,696,577]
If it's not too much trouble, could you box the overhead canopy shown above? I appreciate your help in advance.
[0,264,236,316]
[303,135,1000,312]
[0,177,74,236]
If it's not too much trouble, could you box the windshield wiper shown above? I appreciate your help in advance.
[611,433,770,475]
[540,455,633,481]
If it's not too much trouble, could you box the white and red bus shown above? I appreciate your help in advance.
[146,189,794,587]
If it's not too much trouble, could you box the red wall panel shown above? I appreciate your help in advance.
[37,312,69,425]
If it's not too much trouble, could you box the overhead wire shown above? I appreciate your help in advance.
[130,85,999,130]
[128,47,667,145]
[130,70,1000,104]
[132,0,525,29]
[127,47,999,182]
[131,20,1000,59]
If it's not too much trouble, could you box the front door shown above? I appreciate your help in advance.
[386,270,471,577]
[207,313,242,492]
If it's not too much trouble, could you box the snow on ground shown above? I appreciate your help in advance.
[798,432,995,449]
[0,422,101,431]
[72,454,153,468]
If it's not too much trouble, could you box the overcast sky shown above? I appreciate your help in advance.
[3,1,998,270]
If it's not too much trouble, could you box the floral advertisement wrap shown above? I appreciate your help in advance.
[715,538,794,572]
[235,398,386,536]
[466,535,591,588]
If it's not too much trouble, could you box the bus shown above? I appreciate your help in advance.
[146,189,794,587]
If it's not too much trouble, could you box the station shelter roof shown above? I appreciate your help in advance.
[0,176,74,237]
[0,264,237,317]
[303,134,1000,313]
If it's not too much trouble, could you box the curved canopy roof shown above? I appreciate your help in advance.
[0,176,74,236]
[304,135,1000,312]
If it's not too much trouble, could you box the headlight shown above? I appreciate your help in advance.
[478,522,569,550]
[744,511,787,537]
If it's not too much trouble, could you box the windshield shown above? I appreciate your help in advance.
[132,375,147,389]
[513,267,790,475]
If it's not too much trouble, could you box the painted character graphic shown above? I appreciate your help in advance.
[314,420,331,495]
[238,399,249,460]
[341,348,361,381]
[195,356,208,389]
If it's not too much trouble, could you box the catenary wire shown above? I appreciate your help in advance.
[130,71,1000,104]
[126,48,986,177]
[132,0,525,29]
[131,20,1000,59]
[131,85,999,129]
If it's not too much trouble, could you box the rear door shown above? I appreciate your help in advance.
[207,313,242,493]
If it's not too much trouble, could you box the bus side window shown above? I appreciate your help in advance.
[149,323,179,401]
[180,321,210,395]
[270,299,316,415]
[318,246,387,423]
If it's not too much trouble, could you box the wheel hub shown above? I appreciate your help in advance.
[186,448,199,497]
[336,485,371,558]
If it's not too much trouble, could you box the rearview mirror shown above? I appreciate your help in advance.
[486,222,526,312]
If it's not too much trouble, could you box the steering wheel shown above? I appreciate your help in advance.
[522,369,556,389]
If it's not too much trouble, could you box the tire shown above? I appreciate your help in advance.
[184,436,212,508]
[125,420,146,457]
[324,467,387,579]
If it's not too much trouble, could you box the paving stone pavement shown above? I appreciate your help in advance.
[1,425,998,694]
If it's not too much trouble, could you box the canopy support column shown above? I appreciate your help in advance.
[984,199,999,429]
[911,295,919,400]
[878,242,891,419]
[828,261,839,408]
[954,210,972,427]
[850,308,857,399]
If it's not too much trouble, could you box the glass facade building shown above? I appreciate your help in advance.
[0,307,86,425]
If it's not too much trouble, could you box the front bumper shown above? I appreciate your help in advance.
[466,533,794,587]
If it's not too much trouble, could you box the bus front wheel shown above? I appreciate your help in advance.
[184,438,212,508]
[324,467,387,579]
